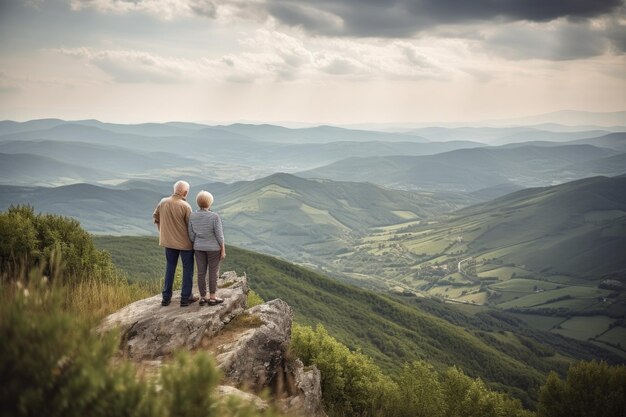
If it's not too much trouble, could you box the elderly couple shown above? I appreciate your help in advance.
[153,180,226,307]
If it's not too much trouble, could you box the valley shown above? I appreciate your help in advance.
[2,116,625,403]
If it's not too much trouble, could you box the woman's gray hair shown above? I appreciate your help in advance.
[196,190,214,209]
[173,180,190,196]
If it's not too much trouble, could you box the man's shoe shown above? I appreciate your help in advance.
[161,299,171,306]
[180,295,200,307]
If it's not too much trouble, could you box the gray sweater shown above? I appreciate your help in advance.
[187,209,225,251]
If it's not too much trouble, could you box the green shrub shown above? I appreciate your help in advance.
[0,276,281,417]
[291,323,534,417]
[0,205,117,285]
[538,361,626,417]
[291,324,396,416]
[0,279,155,417]
[247,289,265,308]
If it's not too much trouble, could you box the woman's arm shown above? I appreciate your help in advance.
[214,214,225,260]
[187,216,196,243]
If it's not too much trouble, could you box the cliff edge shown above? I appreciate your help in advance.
[98,271,326,417]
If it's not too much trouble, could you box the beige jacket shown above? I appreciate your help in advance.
[153,194,193,250]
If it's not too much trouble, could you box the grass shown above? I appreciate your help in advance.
[498,286,610,309]
[478,267,535,281]
[508,314,565,332]
[391,210,419,219]
[491,279,561,292]
[65,278,158,320]
[552,316,617,341]
[597,326,626,347]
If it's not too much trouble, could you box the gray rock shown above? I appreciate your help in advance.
[98,272,249,360]
[215,299,327,417]
[279,359,326,417]
[98,271,326,416]
[216,385,269,411]
[216,299,293,391]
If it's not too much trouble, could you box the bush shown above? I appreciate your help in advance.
[291,324,396,416]
[0,279,155,417]
[291,324,534,417]
[0,276,281,417]
[538,361,626,417]
[0,205,117,285]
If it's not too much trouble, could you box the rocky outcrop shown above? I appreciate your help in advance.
[98,271,248,360]
[216,299,293,390]
[99,271,326,417]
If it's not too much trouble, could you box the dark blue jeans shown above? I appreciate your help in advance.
[162,248,194,302]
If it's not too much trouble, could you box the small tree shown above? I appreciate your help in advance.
[538,361,626,417]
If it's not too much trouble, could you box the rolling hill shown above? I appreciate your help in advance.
[0,153,112,186]
[447,175,626,278]
[0,140,199,173]
[350,175,626,356]
[0,183,162,234]
[211,173,474,264]
[407,126,613,145]
[93,236,624,407]
[216,123,430,144]
[358,175,626,284]
[0,173,476,265]
[0,121,483,172]
[299,144,620,191]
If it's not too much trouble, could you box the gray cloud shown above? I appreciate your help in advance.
[264,0,625,37]
[606,19,626,53]
[486,21,611,60]
[189,0,216,18]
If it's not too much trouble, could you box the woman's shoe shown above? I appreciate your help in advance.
[208,297,224,306]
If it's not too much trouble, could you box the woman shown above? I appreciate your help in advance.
[188,190,226,306]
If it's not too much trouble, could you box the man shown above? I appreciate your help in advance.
[153,180,199,307]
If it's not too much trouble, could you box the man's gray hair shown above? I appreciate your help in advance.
[173,180,190,195]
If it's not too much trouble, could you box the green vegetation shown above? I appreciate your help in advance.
[538,361,626,417]
[350,176,626,353]
[0,205,116,283]
[291,324,533,417]
[0,277,281,417]
[2,207,625,416]
[94,235,624,407]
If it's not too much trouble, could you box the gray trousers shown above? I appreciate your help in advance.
[194,250,221,297]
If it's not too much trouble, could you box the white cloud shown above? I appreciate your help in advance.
[50,28,456,85]
[55,47,200,83]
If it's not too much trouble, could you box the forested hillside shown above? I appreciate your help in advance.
[95,235,624,406]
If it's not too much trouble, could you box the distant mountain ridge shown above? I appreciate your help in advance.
[299,144,622,191]
[0,153,111,186]
[0,172,475,237]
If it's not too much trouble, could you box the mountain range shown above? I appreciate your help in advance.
[2,119,624,188]
[299,144,624,191]
[2,115,625,407]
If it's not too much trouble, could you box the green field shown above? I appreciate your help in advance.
[598,326,626,347]
[478,266,535,280]
[552,316,617,341]
[508,314,565,332]
[490,278,562,292]
[497,286,610,310]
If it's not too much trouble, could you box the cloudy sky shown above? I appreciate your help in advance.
[0,0,625,124]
